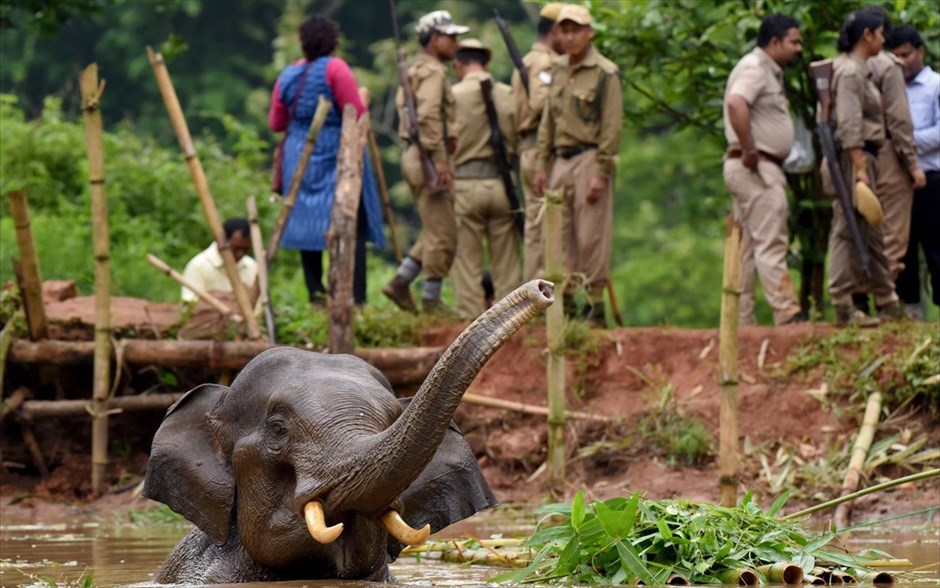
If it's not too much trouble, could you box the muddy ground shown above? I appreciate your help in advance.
[2,317,938,527]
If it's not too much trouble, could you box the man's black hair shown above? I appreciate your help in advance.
[537,16,554,38]
[757,13,800,48]
[456,48,490,67]
[418,30,434,47]
[886,25,924,50]
[837,9,885,52]
[223,218,250,239]
[299,14,338,60]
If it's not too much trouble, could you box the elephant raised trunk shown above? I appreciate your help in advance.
[333,279,554,514]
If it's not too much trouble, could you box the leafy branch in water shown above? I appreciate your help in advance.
[492,491,892,585]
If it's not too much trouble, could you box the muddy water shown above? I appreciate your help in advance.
[1,508,937,587]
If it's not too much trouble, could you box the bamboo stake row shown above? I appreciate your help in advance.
[543,188,566,497]
[718,216,743,507]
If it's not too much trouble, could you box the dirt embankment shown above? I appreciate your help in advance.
[2,320,938,524]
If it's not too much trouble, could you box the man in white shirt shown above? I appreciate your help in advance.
[181,218,258,303]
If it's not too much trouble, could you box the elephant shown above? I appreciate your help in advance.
[142,279,554,584]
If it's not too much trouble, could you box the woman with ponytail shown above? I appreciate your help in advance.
[826,9,904,326]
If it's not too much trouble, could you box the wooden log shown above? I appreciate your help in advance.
[146,253,240,321]
[366,124,401,262]
[267,96,332,263]
[328,106,367,354]
[6,192,48,340]
[146,47,260,340]
[543,188,566,497]
[81,63,113,493]
[718,216,743,507]
[462,392,612,422]
[7,339,442,386]
[245,197,276,342]
[834,391,883,528]
[18,393,184,419]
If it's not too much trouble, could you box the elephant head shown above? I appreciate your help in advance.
[143,280,554,583]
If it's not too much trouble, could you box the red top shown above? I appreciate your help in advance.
[268,57,366,131]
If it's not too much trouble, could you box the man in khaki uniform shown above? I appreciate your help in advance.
[722,14,804,326]
[383,10,468,314]
[533,4,622,324]
[514,2,564,281]
[450,39,519,320]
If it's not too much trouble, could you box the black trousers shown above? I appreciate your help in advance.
[299,205,368,305]
[896,170,940,306]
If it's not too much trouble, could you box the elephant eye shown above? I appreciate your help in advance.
[268,418,290,440]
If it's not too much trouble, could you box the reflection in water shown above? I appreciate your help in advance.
[0,507,937,588]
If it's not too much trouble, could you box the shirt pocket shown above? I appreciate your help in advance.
[909,98,934,130]
[571,77,601,123]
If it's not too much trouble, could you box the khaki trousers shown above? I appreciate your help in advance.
[547,149,612,296]
[520,146,545,281]
[827,151,898,307]
[401,145,457,280]
[723,158,801,325]
[875,139,913,280]
[452,177,521,320]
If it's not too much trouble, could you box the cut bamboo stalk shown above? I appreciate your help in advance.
[17,393,183,418]
[666,573,690,585]
[812,568,845,584]
[81,63,113,494]
[366,124,401,262]
[146,47,260,340]
[327,105,367,354]
[462,392,613,421]
[543,188,566,497]
[834,391,883,528]
[245,196,276,342]
[784,469,939,520]
[804,575,827,585]
[758,562,804,585]
[146,253,241,321]
[267,95,332,263]
[6,192,48,340]
[718,217,743,507]
[719,568,758,586]
[852,570,894,585]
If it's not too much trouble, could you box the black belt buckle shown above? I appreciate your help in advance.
[863,141,880,157]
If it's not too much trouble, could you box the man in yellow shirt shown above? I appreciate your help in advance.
[181,218,258,303]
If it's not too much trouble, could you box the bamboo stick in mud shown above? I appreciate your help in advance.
[146,253,242,322]
[718,216,743,507]
[543,188,566,497]
[366,124,402,262]
[245,196,276,342]
[80,63,113,494]
[327,105,367,355]
[146,46,260,340]
[6,192,48,341]
[267,96,332,263]
[834,391,883,528]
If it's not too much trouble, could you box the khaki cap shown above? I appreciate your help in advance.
[457,38,492,60]
[539,2,565,21]
[853,181,884,227]
[557,4,591,26]
[415,10,470,36]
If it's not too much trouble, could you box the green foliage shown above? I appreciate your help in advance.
[492,491,892,585]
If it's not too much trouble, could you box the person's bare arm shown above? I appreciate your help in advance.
[727,94,758,170]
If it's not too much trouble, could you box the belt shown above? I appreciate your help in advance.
[726,149,784,168]
[555,144,597,159]
[454,158,500,179]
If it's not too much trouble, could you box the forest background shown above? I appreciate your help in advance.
[1,0,938,329]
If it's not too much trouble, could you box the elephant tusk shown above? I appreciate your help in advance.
[381,510,430,545]
[303,501,344,544]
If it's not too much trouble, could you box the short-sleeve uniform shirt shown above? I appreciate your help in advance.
[723,48,794,160]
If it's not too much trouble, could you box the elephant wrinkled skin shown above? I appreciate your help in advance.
[143,280,554,584]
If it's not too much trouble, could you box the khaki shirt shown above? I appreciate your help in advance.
[513,41,555,138]
[453,71,516,166]
[868,51,919,174]
[181,243,257,303]
[723,47,794,160]
[536,45,623,178]
[832,53,885,149]
[396,53,457,164]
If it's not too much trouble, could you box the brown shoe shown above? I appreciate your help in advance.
[421,298,458,319]
[876,301,905,322]
[382,275,417,314]
[834,304,880,328]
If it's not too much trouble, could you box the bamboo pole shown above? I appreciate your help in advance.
[366,124,401,262]
[267,96,332,263]
[328,105,367,354]
[17,393,184,419]
[81,63,113,494]
[246,196,276,342]
[146,47,260,340]
[543,188,566,496]
[757,562,804,585]
[718,216,743,507]
[6,192,48,340]
[462,392,613,422]
[146,253,242,321]
[834,391,883,528]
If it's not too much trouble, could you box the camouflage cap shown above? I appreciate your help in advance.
[539,2,565,21]
[415,10,470,36]
[557,4,592,26]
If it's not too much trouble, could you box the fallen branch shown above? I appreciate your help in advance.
[462,392,613,422]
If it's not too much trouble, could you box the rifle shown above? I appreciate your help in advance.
[494,9,529,96]
[479,78,524,236]
[390,0,445,195]
[810,59,872,280]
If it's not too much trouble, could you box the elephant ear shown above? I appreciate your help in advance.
[387,398,499,560]
[143,383,234,546]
